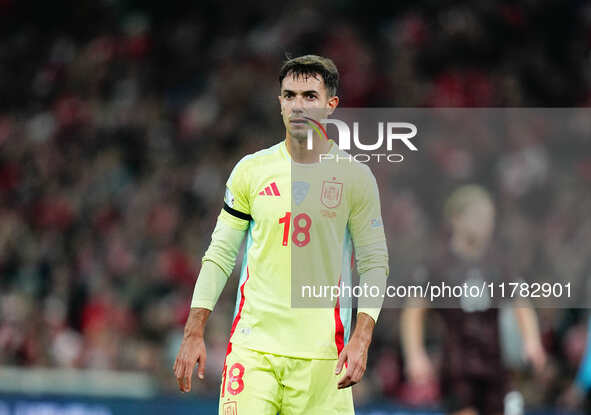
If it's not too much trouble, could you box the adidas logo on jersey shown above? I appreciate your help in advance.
[259,182,281,196]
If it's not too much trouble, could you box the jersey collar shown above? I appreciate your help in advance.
[280,139,337,165]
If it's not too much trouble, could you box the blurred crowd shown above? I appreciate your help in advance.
[1,0,591,410]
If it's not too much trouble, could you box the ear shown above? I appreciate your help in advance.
[327,95,339,115]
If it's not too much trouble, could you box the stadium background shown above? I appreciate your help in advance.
[1,0,591,414]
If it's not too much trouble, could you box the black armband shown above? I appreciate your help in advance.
[223,203,252,221]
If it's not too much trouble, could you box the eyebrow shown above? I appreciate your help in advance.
[282,89,320,95]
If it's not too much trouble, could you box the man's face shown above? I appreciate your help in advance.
[278,72,338,141]
[452,200,496,246]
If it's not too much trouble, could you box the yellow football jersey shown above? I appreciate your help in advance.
[219,139,385,359]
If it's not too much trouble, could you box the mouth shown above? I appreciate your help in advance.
[289,118,308,127]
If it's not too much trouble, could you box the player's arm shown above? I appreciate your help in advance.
[174,221,247,392]
[174,157,251,392]
[513,304,546,373]
[336,166,389,389]
[400,301,434,384]
[356,241,388,323]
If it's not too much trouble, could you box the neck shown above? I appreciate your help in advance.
[285,133,332,163]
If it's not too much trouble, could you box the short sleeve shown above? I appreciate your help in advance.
[219,157,252,231]
[348,165,386,247]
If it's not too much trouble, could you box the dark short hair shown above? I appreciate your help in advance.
[279,55,339,97]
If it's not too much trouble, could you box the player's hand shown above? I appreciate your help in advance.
[335,335,369,389]
[173,335,207,393]
[523,338,546,374]
[406,351,435,385]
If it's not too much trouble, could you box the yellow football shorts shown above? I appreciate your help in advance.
[218,343,354,415]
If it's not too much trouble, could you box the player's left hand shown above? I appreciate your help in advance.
[524,338,547,374]
[335,334,370,389]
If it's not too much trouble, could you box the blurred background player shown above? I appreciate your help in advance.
[400,185,547,415]
[560,317,591,412]
[173,55,389,414]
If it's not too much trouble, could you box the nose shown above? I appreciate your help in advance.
[292,107,304,117]
[292,95,306,113]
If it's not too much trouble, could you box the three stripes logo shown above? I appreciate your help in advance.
[259,182,281,196]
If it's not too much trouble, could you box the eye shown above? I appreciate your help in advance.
[305,93,317,100]
[284,92,295,99]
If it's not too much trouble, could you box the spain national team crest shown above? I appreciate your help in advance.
[321,180,343,209]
